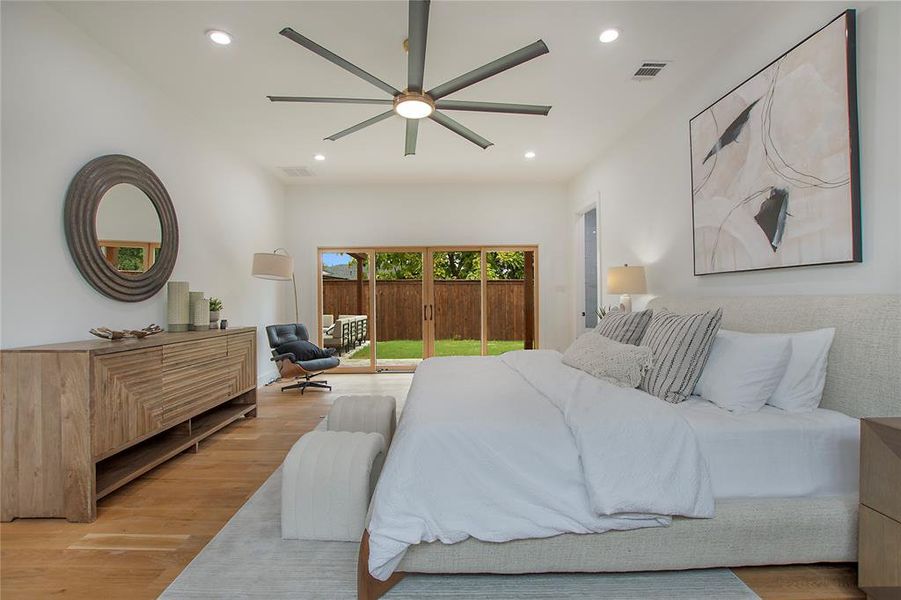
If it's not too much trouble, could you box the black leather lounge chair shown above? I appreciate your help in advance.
[266,323,340,394]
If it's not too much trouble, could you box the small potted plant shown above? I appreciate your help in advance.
[209,298,223,329]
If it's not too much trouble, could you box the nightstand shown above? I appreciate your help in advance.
[859,417,901,600]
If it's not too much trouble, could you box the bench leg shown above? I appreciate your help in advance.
[358,530,404,600]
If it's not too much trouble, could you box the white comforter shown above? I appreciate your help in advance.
[366,350,714,580]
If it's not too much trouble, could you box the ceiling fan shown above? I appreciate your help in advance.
[268,0,551,155]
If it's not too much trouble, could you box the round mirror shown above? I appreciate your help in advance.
[96,183,163,274]
[65,155,178,302]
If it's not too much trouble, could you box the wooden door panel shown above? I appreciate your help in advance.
[227,332,256,393]
[92,348,163,457]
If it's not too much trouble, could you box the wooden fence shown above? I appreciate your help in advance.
[322,279,529,341]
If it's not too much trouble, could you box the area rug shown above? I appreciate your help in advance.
[161,468,760,599]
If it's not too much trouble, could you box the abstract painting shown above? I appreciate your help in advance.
[690,11,860,275]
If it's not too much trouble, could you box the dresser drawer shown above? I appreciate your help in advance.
[162,337,228,371]
[860,419,901,523]
[161,360,239,426]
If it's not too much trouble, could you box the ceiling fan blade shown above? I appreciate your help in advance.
[429,111,493,149]
[427,40,549,100]
[325,110,395,141]
[279,28,401,97]
[435,100,551,116]
[405,119,419,156]
[267,96,393,105]
[407,0,430,92]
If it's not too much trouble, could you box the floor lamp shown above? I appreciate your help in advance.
[252,248,299,323]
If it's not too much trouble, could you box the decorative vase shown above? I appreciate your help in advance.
[209,311,220,329]
[191,297,210,331]
[189,290,204,313]
[167,281,190,332]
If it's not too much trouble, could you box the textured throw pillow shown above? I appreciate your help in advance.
[694,330,792,413]
[765,328,835,412]
[639,308,723,403]
[562,332,653,388]
[277,340,332,362]
[594,309,653,345]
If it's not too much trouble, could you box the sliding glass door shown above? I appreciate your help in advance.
[374,251,425,371]
[319,246,538,373]
[319,250,373,371]
[486,249,536,354]
[428,249,483,357]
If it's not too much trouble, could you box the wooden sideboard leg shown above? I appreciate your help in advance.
[358,530,405,600]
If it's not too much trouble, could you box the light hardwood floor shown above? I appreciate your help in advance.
[0,373,862,599]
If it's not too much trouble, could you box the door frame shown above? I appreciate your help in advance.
[318,245,539,374]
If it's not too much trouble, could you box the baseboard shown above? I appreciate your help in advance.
[257,367,279,387]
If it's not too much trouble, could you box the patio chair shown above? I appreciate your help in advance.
[323,318,345,353]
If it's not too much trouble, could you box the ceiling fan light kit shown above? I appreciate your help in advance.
[393,92,435,119]
[268,0,551,155]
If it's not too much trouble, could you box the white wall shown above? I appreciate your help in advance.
[568,2,901,339]
[95,184,162,243]
[284,183,573,351]
[0,3,289,381]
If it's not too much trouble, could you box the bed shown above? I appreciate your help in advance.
[358,295,901,600]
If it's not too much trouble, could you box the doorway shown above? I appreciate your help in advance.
[318,246,538,372]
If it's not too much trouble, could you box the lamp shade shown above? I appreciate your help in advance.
[607,265,647,295]
[252,252,294,281]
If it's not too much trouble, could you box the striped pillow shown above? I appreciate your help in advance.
[639,308,723,403]
[594,309,653,345]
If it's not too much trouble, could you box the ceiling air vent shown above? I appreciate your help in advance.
[279,166,314,178]
[632,61,670,81]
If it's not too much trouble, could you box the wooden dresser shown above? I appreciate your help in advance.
[859,417,901,599]
[1,327,257,522]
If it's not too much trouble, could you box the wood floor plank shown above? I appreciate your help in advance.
[0,373,861,599]
[66,533,190,552]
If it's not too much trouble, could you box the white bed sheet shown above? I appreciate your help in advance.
[676,397,859,498]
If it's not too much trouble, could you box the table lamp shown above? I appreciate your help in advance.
[607,264,647,313]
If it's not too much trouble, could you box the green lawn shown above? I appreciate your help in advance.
[349,339,524,359]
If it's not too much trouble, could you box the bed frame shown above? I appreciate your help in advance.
[358,294,901,599]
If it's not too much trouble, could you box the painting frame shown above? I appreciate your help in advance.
[689,10,861,276]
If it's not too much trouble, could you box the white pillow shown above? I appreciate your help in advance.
[694,330,791,413]
[767,328,835,412]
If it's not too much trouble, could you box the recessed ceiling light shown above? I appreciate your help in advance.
[599,28,620,44]
[524,151,536,159]
[206,30,232,46]
[314,154,326,161]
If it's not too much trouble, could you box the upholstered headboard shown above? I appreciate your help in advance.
[647,295,901,418]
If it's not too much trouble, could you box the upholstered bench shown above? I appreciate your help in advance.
[328,395,396,447]
[281,395,397,541]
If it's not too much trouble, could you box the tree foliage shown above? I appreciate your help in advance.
[336,251,529,281]
[117,247,144,271]
[375,253,422,280]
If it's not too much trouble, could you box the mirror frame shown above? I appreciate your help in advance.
[65,154,178,302]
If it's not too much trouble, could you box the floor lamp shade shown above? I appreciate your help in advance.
[252,250,299,323]
[252,252,294,280]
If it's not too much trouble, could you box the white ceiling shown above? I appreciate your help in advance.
[52,1,790,184]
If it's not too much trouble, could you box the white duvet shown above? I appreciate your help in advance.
[366,350,714,581]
